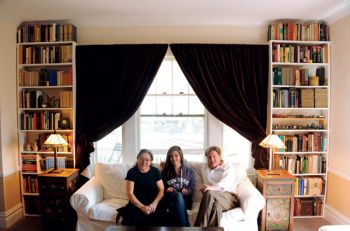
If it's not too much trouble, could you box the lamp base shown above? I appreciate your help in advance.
[48,168,64,174]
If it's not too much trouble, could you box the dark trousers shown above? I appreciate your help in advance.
[120,202,162,226]
[163,191,190,227]
[194,190,238,227]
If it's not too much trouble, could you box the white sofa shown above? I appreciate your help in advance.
[70,162,265,231]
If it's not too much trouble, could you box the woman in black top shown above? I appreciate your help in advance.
[119,149,164,226]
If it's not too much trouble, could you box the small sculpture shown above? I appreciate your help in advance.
[25,143,31,151]
[45,94,55,107]
[32,141,38,152]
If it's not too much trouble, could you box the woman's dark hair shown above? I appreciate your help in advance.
[161,145,184,179]
[135,149,154,166]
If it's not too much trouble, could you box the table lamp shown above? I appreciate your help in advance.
[43,131,68,173]
[259,133,286,170]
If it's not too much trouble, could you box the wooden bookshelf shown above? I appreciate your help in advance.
[267,21,330,219]
[16,21,77,216]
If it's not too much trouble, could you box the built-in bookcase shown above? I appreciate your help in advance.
[267,20,330,219]
[16,21,77,215]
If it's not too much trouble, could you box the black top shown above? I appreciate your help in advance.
[125,166,162,205]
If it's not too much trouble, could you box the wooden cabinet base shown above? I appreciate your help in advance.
[256,169,295,231]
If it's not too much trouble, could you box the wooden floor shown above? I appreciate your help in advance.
[0,217,331,231]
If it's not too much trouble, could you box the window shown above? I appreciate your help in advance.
[91,53,253,172]
[223,124,253,171]
[93,127,122,163]
[140,57,205,162]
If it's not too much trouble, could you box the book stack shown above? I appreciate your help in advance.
[59,91,73,108]
[22,154,42,173]
[45,156,66,170]
[301,89,314,107]
[23,175,39,193]
[294,197,323,216]
[315,89,328,108]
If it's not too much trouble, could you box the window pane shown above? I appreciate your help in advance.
[140,116,204,150]
[156,60,172,94]
[157,96,172,115]
[148,79,157,94]
[223,124,251,168]
[140,96,156,114]
[173,62,189,94]
[189,96,205,114]
[173,96,188,115]
[95,127,122,163]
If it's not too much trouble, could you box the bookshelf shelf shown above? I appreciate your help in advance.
[18,108,74,111]
[19,129,74,132]
[23,193,40,196]
[267,36,330,219]
[16,21,77,216]
[272,62,327,66]
[18,63,74,68]
[21,151,73,155]
[273,85,328,89]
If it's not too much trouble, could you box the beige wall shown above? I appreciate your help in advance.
[77,26,267,44]
[0,17,22,216]
[328,14,350,220]
[0,172,21,211]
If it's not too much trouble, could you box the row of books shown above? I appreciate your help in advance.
[294,198,323,216]
[273,67,326,86]
[18,45,72,64]
[268,22,329,41]
[295,177,324,196]
[277,133,327,152]
[19,90,72,108]
[18,68,73,87]
[274,154,326,174]
[22,155,74,173]
[17,23,77,43]
[59,91,73,108]
[20,111,69,131]
[273,88,328,108]
[272,44,328,63]
[45,157,66,170]
[23,175,39,193]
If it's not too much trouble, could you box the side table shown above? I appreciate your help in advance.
[38,168,79,231]
[256,169,295,231]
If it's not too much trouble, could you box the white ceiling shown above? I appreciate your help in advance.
[1,0,350,27]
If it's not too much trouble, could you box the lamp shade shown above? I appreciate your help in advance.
[43,133,68,148]
[259,133,286,149]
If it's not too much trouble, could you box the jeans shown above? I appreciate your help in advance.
[164,191,190,227]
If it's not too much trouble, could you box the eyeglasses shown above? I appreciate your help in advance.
[138,158,152,162]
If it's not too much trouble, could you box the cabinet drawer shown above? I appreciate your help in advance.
[267,184,292,195]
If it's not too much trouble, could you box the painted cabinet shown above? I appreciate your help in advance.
[256,169,295,231]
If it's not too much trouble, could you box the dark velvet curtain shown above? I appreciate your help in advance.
[170,44,269,168]
[75,44,167,171]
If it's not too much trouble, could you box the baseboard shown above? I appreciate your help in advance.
[0,203,23,228]
[325,204,350,225]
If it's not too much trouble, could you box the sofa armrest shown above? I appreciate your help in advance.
[237,177,265,220]
[70,176,104,216]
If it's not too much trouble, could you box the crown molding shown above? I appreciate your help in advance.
[324,2,350,24]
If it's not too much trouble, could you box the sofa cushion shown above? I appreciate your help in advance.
[95,163,128,200]
[222,207,245,222]
[88,198,128,222]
